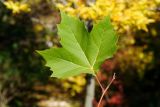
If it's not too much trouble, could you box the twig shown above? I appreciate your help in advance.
[97,73,116,107]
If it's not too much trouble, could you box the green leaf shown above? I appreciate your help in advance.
[37,12,118,78]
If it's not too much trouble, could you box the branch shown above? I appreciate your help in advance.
[97,73,116,107]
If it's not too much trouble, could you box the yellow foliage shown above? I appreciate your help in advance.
[4,1,31,14]
[56,0,158,32]
[117,46,153,77]
[34,24,44,32]
[61,75,86,96]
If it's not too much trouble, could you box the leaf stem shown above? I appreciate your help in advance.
[95,74,104,92]
[97,73,116,107]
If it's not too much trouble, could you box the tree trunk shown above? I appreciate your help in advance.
[85,75,95,107]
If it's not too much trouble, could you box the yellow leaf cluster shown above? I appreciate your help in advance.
[56,0,158,32]
[117,46,153,78]
[4,1,31,14]
[61,75,86,96]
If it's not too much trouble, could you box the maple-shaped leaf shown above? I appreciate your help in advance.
[37,12,118,78]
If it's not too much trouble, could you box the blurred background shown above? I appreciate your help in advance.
[0,0,160,107]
